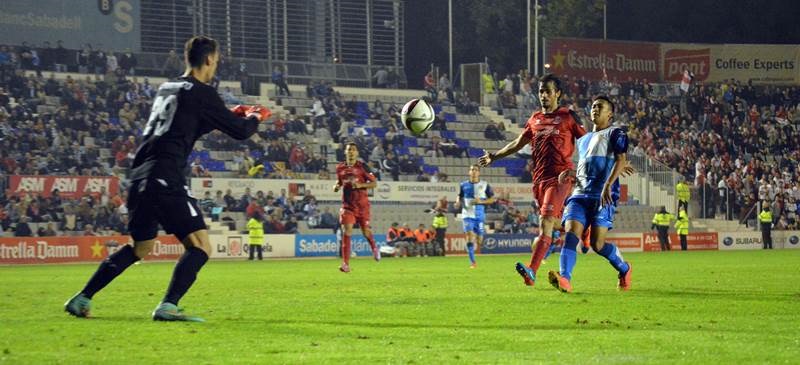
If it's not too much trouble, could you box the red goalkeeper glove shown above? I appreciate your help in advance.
[245,105,271,122]
[230,104,248,117]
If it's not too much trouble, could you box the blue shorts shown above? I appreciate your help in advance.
[562,197,616,229]
[462,217,485,235]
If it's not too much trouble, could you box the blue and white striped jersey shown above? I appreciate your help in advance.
[459,180,494,220]
[571,127,628,201]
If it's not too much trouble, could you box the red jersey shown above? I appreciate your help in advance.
[336,161,376,211]
[521,107,587,184]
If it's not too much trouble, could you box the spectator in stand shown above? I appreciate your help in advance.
[271,66,291,96]
[221,87,243,105]
[118,49,137,76]
[190,157,212,177]
[373,67,389,88]
[14,216,33,237]
[431,111,447,131]
[424,71,437,101]
[161,49,182,77]
[381,151,400,181]
[484,121,504,141]
[399,154,422,175]
[438,73,454,103]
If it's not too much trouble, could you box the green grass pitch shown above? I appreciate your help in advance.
[1,250,799,364]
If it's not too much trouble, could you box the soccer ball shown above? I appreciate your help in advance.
[401,98,435,136]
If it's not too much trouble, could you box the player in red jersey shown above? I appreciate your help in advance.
[479,74,586,287]
[334,142,380,273]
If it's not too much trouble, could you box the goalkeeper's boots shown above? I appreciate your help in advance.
[515,262,536,286]
[152,302,205,322]
[548,270,573,293]
[64,292,92,318]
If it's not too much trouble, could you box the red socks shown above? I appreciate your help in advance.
[529,235,552,272]
[342,235,351,265]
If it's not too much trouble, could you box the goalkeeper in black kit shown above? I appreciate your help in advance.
[65,36,271,322]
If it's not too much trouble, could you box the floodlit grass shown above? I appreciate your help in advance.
[1,250,799,364]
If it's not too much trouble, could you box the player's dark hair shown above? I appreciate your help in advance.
[470,164,480,170]
[539,74,562,92]
[593,95,615,113]
[345,142,358,150]
[184,36,218,69]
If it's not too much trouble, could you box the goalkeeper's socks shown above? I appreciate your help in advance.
[596,242,629,274]
[163,247,209,306]
[81,244,140,299]
[342,235,352,265]
[466,242,476,264]
[559,232,579,280]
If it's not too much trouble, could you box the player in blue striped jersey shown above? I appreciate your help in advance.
[455,165,495,268]
[548,95,634,293]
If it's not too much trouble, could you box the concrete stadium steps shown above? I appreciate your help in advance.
[694,218,754,233]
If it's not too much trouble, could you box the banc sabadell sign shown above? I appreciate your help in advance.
[0,0,141,51]
[295,234,387,257]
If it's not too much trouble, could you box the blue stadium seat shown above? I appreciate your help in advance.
[455,139,470,148]
[423,165,439,175]
[433,105,443,114]
[440,130,456,139]
[467,148,484,158]
[403,138,418,147]
[444,113,457,122]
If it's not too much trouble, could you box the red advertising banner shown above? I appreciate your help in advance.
[643,232,718,252]
[8,175,120,199]
[444,233,470,255]
[545,37,660,81]
[0,235,184,264]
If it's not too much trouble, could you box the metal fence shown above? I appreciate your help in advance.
[139,0,406,86]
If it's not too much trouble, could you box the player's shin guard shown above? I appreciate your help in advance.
[163,247,209,306]
[81,244,140,299]
[342,235,352,265]
[596,242,630,274]
[559,232,579,280]
[529,235,552,272]
[466,242,476,264]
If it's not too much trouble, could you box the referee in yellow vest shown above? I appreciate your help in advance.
[247,212,265,260]
[675,206,689,251]
[432,211,448,256]
[652,206,675,251]
[676,179,690,213]
[759,205,773,249]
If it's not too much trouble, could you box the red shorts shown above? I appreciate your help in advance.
[533,180,572,218]
[339,207,370,228]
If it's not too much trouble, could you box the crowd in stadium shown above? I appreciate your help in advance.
[481,70,800,228]
[2,40,800,236]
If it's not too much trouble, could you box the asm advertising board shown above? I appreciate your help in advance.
[8,175,120,199]
[643,232,719,251]
[0,235,182,264]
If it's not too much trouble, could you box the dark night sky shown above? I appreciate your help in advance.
[403,0,800,89]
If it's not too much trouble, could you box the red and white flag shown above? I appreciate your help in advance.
[680,69,694,92]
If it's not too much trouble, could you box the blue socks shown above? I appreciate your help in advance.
[559,232,579,280]
[467,242,476,264]
[597,242,629,274]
